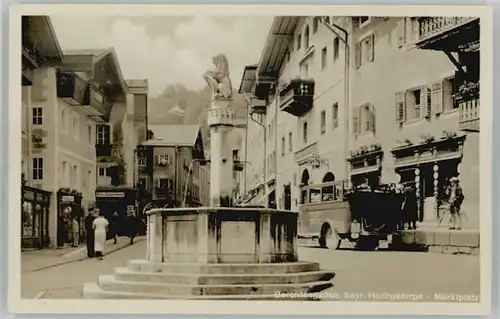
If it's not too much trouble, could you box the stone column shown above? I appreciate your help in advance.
[207,97,235,207]
[147,213,163,262]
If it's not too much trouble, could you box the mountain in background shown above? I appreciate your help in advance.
[148,84,247,150]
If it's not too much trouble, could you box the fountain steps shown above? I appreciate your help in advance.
[82,259,335,300]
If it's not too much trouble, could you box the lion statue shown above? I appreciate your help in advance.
[203,53,233,99]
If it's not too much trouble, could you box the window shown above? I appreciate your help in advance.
[98,167,106,176]
[333,38,340,61]
[157,178,170,188]
[320,110,326,134]
[332,103,339,129]
[32,107,42,125]
[72,165,78,187]
[304,25,310,49]
[96,125,111,145]
[285,50,291,63]
[297,33,302,50]
[355,34,375,68]
[138,154,146,166]
[354,104,376,135]
[155,154,170,166]
[303,121,308,144]
[87,125,93,144]
[288,132,293,152]
[313,17,319,33]
[72,115,79,140]
[281,137,285,156]
[87,170,92,189]
[358,16,371,27]
[405,86,430,121]
[32,157,43,180]
[443,77,458,112]
[321,47,327,70]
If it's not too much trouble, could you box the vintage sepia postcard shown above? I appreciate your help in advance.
[8,4,493,316]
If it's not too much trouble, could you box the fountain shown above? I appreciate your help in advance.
[82,54,335,300]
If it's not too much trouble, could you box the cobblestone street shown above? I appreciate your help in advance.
[22,239,479,300]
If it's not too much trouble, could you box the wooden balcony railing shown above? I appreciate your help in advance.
[418,17,477,41]
[459,97,480,132]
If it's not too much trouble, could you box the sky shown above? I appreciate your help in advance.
[50,15,273,97]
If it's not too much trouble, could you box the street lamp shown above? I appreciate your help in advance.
[182,158,210,208]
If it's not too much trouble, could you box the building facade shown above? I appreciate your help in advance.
[137,125,207,213]
[239,16,480,229]
[21,17,151,249]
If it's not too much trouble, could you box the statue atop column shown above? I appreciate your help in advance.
[203,53,233,99]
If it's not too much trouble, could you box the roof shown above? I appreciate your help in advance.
[63,47,128,94]
[238,64,258,94]
[143,125,201,146]
[256,16,301,80]
[125,79,149,88]
[24,16,63,62]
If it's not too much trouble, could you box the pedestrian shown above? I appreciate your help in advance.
[92,210,109,260]
[402,184,418,230]
[447,177,465,230]
[84,209,96,258]
[110,212,119,244]
[125,208,138,245]
[71,216,80,247]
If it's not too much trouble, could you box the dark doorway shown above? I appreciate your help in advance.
[300,169,310,204]
[283,184,291,210]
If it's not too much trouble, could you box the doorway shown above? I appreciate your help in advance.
[283,184,291,210]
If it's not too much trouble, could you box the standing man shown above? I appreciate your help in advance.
[84,208,96,258]
[448,177,465,230]
[125,207,139,245]
[402,183,418,230]
[110,212,119,244]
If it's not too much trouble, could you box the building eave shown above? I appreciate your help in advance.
[255,16,301,81]
[238,64,258,94]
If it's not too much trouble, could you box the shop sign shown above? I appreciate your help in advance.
[23,190,35,201]
[96,192,125,198]
[61,195,74,202]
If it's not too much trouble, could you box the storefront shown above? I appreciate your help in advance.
[56,188,83,247]
[21,185,51,249]
[391,133,466,223]
[95,186,136,235]
[347,144,383,189]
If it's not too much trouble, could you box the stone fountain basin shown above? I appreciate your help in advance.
[146,207,300,264]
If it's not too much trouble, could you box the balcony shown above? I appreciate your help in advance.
[250,98,267,115]
[415,17,479,52]
[278,79,315,117]
[57,72,110,117]
[96,144,113,157]
[459,97,480,132]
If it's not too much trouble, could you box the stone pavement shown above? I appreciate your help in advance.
[22,238,148,299]
[22,236,145,274]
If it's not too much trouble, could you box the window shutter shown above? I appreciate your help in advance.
[369,104,376,133]
[355,42,362,69]
[368,34,375,62]
[423,86,432,118]
[395,92,406,123]
[397,18,406,47]
[419,85,427,119]
[352,107,359,135]
[431,81,444,115]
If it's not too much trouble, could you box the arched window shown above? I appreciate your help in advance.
[304,25,310,49]
[313,17,319,33]
[300,169,310,204]
[321,172,336,201]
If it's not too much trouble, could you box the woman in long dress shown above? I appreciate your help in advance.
[92,212,109,260]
